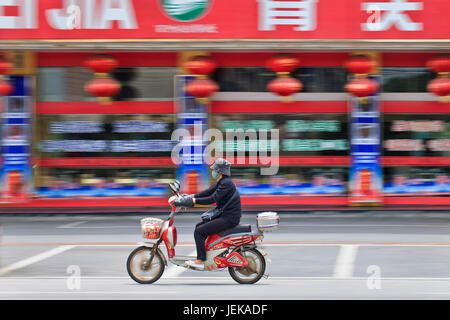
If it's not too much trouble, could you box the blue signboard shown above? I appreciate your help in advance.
[174,75,210,194]
[0,76,32,202]
[348,83,383,205]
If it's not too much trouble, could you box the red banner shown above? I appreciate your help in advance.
[0,0,448,40]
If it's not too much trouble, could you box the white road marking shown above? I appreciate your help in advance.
[57,221,87,229]
[0,245,76,276]
[421,292,450,295]
[333,245,359,278]
[5,242,450,248]
[161,250,198,278]
[2,276,450,281]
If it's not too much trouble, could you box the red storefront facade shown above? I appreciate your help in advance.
[0,0,449,211]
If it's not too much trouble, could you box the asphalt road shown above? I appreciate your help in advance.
[1,210,450,300]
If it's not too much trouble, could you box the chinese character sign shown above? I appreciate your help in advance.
[361,0,423,31]
[0,0,448,40]
[349,93,384,206]
[258,0,317,31]
[0,76,32,202]
[174,75,210,194]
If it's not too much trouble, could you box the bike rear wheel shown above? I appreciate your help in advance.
[126,246,165,284]
[228,248,266,284]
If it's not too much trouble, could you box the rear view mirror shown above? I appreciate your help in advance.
[169,180,180,194]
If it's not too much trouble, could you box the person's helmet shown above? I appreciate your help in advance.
[210,158,231,176]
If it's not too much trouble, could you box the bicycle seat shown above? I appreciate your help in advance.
[218,224,252,237]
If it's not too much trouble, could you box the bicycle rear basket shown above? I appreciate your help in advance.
[140,218,163,239]
[256,212,279,232]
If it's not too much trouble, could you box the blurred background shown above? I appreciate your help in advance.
[0,0,449,212]
[0,0,450,301]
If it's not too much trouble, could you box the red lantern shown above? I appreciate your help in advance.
[345,78,379,98]
[267,76,303,98]
[427,55,450,75]
[184,56,217,76]
[266,54,300,74]
[84,54,119,75]
[0,57,13,75]
[427,77,450,98]
[344,55,377,75]
[0,79,13,96]
[85,77,121,101]
[185,78,218,99]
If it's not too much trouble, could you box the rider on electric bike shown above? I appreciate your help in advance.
[173,158,241,270]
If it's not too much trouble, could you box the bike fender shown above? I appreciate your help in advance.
[240,246,271,264]
[138,242,168,266]
[256,247,272,264]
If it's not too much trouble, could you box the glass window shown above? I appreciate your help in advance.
[232,166,348,196]
[211,113,349,156]
[383,167,450,196]
[35,114,176,158]
[211,67,348,93]
[37,67,178,101]
[381,67,433,92]
[383,114,450,157]
[34,167,175,198]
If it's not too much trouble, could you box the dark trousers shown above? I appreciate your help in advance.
[194,217,238,261]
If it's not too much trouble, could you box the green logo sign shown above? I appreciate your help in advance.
[160,0,211,22]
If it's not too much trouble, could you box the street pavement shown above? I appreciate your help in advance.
[1,211,450,300]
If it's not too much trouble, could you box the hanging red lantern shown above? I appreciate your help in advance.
[84,54,119,75]
[0,79,14,96]
[0,56,14,97]
[267,76,303,98]
[345,78,379,98]
[427,77,450,99]
[185,78,218,101]
[266,54,300,75]
[427,55,450,75]
[85,77,121,102]
[184,56,217,76]
[344,55,377,76]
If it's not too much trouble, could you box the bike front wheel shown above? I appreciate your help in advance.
[126,246,165,284]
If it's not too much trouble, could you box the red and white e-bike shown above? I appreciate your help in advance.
[126,181,279,284]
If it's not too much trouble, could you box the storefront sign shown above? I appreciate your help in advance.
[0,0,448,39]
[349,93,383,206]
[282,139,347,151]
[391,120,444,132]
[0,77,32,202]
[285,120,340,132]
[41,139,175,152]
[174,75,209,194]
[48,120,169,133]
[384,118,450,152]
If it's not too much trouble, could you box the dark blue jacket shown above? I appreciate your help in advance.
[194,175,241,224]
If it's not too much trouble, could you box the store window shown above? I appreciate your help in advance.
[383,114,450,157]
[383,167,450,196]
[211,67,348,92]
[37,67,178,101]
[211,67,433,93]
[232,166,348,196]
[381,67,433,92]
[34,167,175,198]
[210,113,349,156]
[35,114,176,157]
